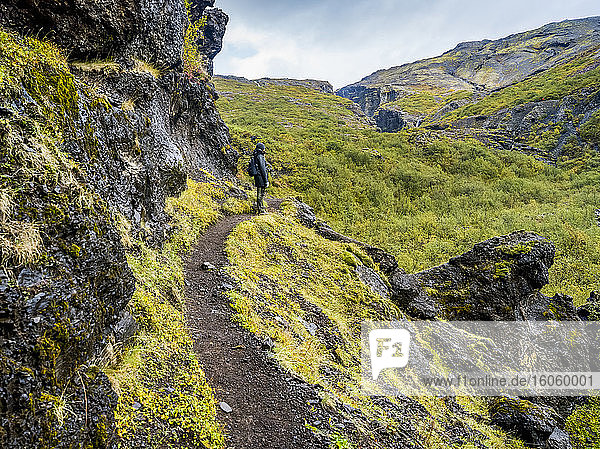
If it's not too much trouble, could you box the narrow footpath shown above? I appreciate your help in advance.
[184,203,330,449]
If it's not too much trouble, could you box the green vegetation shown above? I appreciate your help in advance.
[225,202,524,448]
[381,88,472,122]
[215,77,600,304]
[566,397,600,448]
[183,0,208,79]
[580,110,600,145]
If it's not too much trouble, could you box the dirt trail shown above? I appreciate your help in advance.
[184,201,328,449]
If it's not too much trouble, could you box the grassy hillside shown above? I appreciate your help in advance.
[441,51,600,122]
[214,76,600,304]
[223,202,528,448]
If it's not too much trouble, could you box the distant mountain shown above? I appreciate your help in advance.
[216,75,334,93]
[337,17,600,159]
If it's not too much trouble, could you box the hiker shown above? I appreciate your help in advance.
[249,142,269,214]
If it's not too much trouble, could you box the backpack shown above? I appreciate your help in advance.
[247,155,258,176]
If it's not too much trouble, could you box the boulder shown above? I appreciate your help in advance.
[577,291,600,321]
[490,397,571,448]
[389,230,579,320]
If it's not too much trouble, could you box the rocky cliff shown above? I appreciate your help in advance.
[0,0,235,447]
[337,17,600,159]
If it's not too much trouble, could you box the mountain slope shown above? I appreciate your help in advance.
[337,17,600,158]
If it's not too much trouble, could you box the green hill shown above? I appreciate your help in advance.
[214,75,600,304]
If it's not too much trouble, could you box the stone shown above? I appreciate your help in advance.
[0,0,141,60]
[219,401,233,413]
[260,336,275,351]
[578,291,600,320]
[294,200,318,228]
[389,230,579,321]
[201,261,217,270]
[489,396,562,447]
[546,427,572,449]
[355,265,389,299]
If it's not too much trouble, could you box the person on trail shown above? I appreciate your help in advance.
[251,142,269,214]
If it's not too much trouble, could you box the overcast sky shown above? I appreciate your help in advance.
[213,0,600,89]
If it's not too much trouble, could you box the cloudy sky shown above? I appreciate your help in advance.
[213,0,600,89]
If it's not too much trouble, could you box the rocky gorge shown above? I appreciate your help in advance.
[0,1,599,448]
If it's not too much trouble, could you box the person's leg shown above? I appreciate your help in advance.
[257,187,265,214]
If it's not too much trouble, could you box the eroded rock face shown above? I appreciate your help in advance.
[0,0,226,69]
[69,66,236,242]
[0,0,236,446]
[0,0,141,59]
[338,18,600,116]
[0,112,135,447]
[127,0,188,68]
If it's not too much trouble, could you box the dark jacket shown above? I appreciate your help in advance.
[253,148,269,187]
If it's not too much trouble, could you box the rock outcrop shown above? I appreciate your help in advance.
[388,231,578,321]
[196,7,229,76]
[338,17,600,116]
[0,0,236,446]
[0,0,141,59]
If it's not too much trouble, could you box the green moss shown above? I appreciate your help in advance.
[183,1,208,79]
[497,241,535,256]
[107,178,230,448]
[566,397,600,448]
[494,260,512,278]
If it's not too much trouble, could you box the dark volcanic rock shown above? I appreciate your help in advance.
[0,113,135,448]
[577,291,600,320]
[66,65,236,243]
[0,0,227,69]
[196,7,229,76]
[0,0,236,447]
[389,230,578,320]
[490,397,571,448]
[373,106,422,132]
[0,0,141,59]
[127,0,188,68]
[373,107,405,132]
[449,86,600,158]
